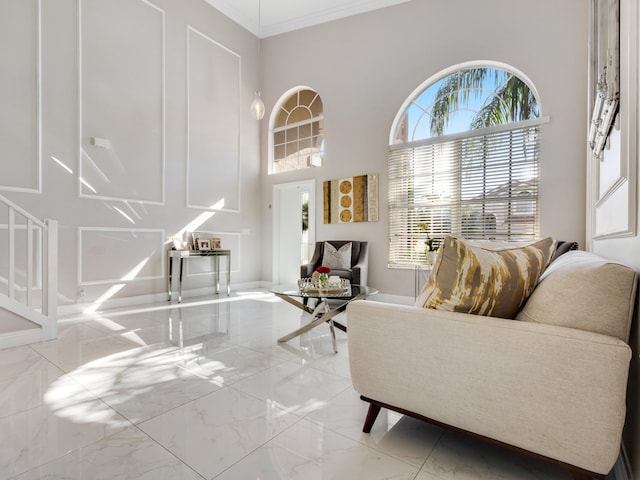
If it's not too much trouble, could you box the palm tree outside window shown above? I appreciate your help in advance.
[388,63,549,267]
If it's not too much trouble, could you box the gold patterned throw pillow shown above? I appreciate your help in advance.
[415,236,556,319]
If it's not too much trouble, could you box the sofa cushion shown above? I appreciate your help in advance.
[516,250,637,342]
[322,241,352,270]
[415,236,556,318]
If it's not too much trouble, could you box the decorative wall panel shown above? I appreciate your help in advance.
[78,227,164,285]
[79,0,165,204]
[186,26,241,212]
[323,173,378,223]
[0,0,40,192]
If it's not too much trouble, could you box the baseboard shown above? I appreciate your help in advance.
[0,328,42,350]
[613,445,632,480]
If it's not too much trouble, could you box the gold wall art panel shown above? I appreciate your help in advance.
[323,173,378,224]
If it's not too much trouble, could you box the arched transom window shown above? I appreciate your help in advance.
[270,87,324,174]
[388,64,548,267]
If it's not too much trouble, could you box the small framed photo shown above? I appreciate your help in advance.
[211,237,222,250]
[197,238,211,251]
[187,232,199,250]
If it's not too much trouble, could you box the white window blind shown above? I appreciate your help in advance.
[388,122,542,267]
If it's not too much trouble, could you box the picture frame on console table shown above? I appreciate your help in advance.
[197,238,211,251]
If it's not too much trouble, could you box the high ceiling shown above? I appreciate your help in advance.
[203,0,412,38]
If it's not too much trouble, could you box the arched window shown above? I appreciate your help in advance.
[269,87,324,174]
[388,63,548,267]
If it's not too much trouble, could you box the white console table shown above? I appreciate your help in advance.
[167,249,231,302]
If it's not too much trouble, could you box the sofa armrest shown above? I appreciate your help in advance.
[346,300,631,475]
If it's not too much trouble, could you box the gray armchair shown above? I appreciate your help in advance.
[301,240,369,286]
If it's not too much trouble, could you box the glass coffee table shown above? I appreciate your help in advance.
[270,284,378,353]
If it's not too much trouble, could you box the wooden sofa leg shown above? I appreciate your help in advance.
[571,472,598,480]
[362,402,381,433]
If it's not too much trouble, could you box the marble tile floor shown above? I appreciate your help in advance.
[1,290,584,479]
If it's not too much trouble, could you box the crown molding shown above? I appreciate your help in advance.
[204,0,411,38]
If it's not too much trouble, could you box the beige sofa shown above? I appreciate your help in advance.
[347,250,637,480]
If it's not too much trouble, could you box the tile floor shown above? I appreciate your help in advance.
[1,290,583,479]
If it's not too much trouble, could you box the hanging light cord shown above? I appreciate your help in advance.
[251,0,265,120]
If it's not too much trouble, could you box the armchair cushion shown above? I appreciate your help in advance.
[322,241,352,270]
[301,240,368,285]
[415,236,556,318]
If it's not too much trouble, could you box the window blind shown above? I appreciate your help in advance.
[388,123,541,268]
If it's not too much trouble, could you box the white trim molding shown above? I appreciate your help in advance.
[77,0,166,205]
[77,226,165,286]
[185,25,241,213]
[203,0,413,38]
[0,0,42,194]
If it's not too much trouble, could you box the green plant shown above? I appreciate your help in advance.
[425,237,439,252]
[429,68,538,136]
[302,198,309,231]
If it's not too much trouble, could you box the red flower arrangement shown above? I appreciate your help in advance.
[314,265,331,287]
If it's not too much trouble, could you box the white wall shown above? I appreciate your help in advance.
[260,0,589,297]
[0,0,263,307]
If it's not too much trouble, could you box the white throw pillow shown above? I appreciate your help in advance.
[322,242,352,270]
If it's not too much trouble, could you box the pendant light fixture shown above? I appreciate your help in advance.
[251,90,265,120]
[251,0,265,120]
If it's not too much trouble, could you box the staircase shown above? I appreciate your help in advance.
[0,194,57,349]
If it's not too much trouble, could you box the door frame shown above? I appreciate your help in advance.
[272,179,316,284]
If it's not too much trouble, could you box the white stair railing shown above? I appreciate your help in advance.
[0,193,57,341]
